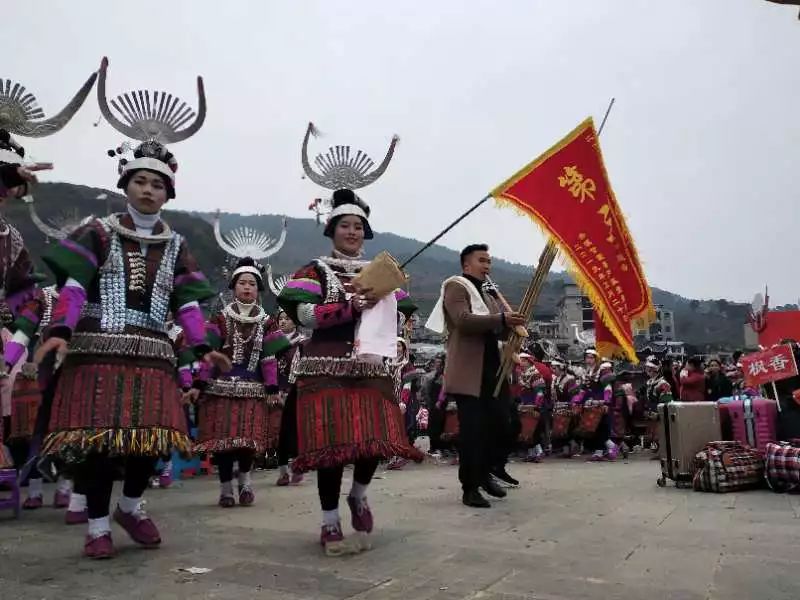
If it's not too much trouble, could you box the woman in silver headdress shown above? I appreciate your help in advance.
[35,138,230,559]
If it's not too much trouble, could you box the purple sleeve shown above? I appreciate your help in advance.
[46,285,87,339]
[4,340,25,368]
[178,366,193,390]
[176,304,207,348]
[261,357,278,392]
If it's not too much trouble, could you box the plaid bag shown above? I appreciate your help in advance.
[693,441,764,493]
[765,441,800,492]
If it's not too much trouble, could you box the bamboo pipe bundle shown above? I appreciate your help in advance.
[493,240,559,397]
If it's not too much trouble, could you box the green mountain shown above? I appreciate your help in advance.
[12,182,747,349]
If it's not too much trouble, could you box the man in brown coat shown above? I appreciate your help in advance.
[437,244,526,508]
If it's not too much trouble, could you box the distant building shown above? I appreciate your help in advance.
[530,319,560,339]
[556,283,594,343]
[635,304,676,342]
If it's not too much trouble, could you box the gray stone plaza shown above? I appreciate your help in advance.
[1,454,798,600]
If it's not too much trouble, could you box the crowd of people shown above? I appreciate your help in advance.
[0,123,785,562]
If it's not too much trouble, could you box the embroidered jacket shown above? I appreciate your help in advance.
[41,213,214,354]
[277,255,415,379]
[192,305,290,393]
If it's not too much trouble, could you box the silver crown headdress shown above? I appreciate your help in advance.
[0,70,97,138]
[97,56,205,144]
[301,122,399,222]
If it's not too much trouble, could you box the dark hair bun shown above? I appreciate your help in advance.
[332,188,370,217]
[234,256,265,274]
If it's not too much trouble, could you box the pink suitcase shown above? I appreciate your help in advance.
[728,397,777,453]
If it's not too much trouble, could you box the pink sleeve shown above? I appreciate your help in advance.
[314,302,355,328]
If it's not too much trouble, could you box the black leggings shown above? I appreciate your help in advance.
[73,454,156,519]
[215,449,254,484]
[317,459,379,511]
[277,387,298,467]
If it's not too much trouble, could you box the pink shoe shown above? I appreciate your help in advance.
[606,446,619,461]
[320,522,347,556]
[275,473,290,487]
[218,495,236,508]
[53,490,70,509]
[589,452,605,462]
[23,496,43,510]
[113,506,161,547]
[387,457,407,470]
[158,472,173,489]
[238,485,255,506]
[84,533,115,559]
[290,472,304,485]
[347,495,374,533]
[66,509,89,525]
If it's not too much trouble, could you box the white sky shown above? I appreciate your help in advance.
[8,0,800,304]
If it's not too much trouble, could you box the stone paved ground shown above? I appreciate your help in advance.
[2,453,800,600]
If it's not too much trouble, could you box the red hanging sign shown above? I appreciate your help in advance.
[741,345,798,387]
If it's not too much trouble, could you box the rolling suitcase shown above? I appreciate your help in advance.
[727,396,777,453]
[657,401,721,488]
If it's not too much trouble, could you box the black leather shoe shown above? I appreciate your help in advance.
[462,489,491,508]
[491,467,520,487]
[481,478,507,498]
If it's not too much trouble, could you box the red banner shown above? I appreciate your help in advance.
[491,118,653,362]
[741,345,798,387]
[594,310,624,360]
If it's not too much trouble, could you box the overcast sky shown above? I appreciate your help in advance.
[7,1,800,304]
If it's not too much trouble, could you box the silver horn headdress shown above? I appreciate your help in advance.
[25,197,94,242]
[97,56,205,144]
[0,70,97,137]
[266,263,289,297]
[213,211,288,261]
[301,121,399,222]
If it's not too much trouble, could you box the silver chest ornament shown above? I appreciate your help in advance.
[90,219,181,333]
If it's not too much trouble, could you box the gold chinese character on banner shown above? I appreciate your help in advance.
[558,165,596,203]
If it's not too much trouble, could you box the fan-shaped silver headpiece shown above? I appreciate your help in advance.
[301,122,398,191]
[25,197,94,241]
[0,70,97,137]
[97,56,205,143]
[213,211,288,261]
[266,264,289,297]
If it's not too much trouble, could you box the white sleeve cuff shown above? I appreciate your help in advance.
[65,277,85,290]
[11,329,30,346]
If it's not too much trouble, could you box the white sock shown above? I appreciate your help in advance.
[68,493,87,512]
[322,508,340,527]
[534,444,543,456]
[220,480,234,497]
[56,476,72,494]
[88,516,111,538]
[349,481,368,500]
[28,477,43,498]
[605,439,616,451]
[117,495,142,514]
[161,460,172,475]
[279,464,289,476]
[238,470,252,488]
